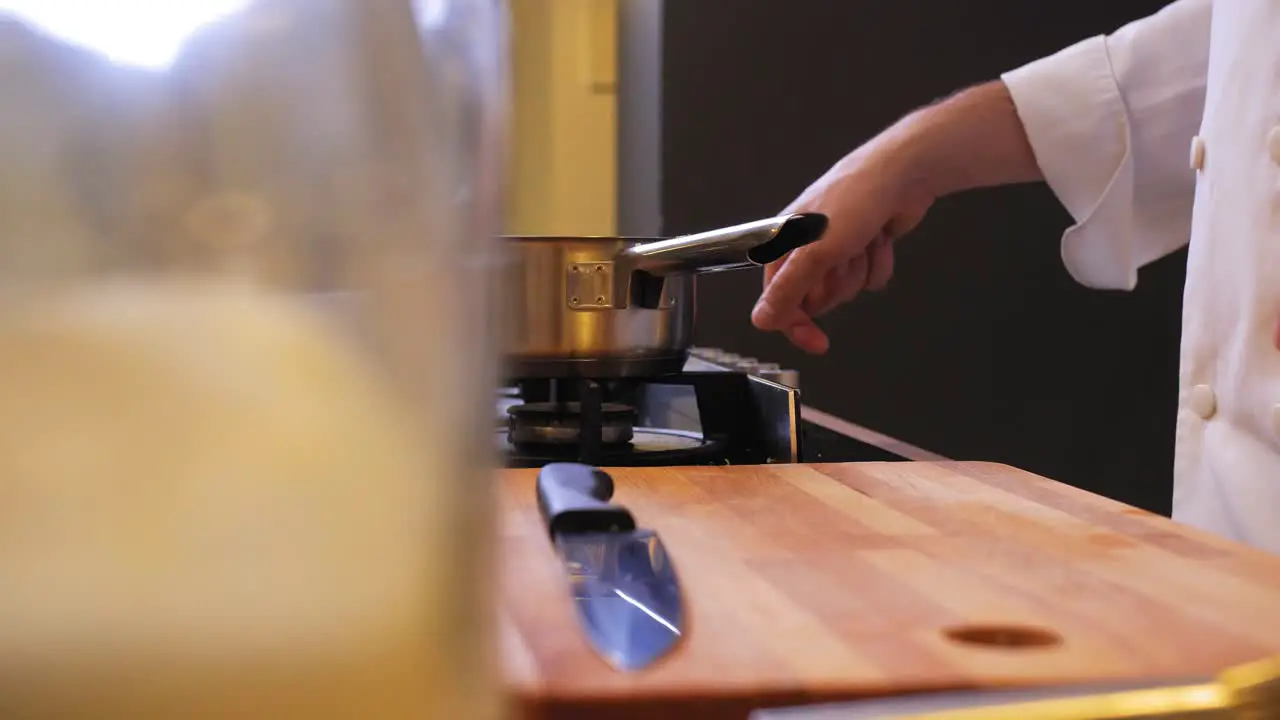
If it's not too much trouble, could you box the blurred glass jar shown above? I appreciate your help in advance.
[0,1,509,718]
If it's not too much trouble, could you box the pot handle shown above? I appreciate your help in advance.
[618,212,828,277]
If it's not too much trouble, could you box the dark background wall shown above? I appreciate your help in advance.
[620,0,1185,514]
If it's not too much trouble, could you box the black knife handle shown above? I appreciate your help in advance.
[536,462,636,537]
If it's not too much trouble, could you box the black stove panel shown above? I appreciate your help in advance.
[498,371,800,468]
[498,354,913,468]
[798,421,911,463]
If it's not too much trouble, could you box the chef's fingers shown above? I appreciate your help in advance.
[806,253,869,318]
[803,254,864,317]
[865,235,895,291]
[762,255,782,291]
[762,255,834,354]
[782,314,830,355]
[815,271,866,318]
[800,264,843,317]
[766,190,813,293]
[752,242,838,331]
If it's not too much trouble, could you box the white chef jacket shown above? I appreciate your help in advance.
[1000,0,1280,553]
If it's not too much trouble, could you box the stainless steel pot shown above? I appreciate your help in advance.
[504,213,827,379]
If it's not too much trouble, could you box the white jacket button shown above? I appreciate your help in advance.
[1269,127,1280,165]
[1189,384,1217,419]
[1190,135,1206,170]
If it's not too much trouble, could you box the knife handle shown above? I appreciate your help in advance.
[536,462,636,537]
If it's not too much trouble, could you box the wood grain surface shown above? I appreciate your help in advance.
[497,462,1280,720]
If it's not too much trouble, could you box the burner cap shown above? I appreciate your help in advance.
[506,401,636,446]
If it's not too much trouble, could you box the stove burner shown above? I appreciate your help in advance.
[497,426,724,468]
[496,370,799,467]
[507,401,637,446]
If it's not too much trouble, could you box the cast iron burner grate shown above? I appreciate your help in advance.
[507,401,637,446]
[499,376,731,467]
[497,371,793,467]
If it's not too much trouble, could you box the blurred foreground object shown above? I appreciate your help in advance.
[0,1,510,717]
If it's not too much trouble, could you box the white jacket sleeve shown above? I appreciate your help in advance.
[1000,0,1212,290]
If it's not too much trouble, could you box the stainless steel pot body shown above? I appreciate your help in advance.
[504,213,827,379]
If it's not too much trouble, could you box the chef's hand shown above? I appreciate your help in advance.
[751,142,934,355]
[751,80,1043,354]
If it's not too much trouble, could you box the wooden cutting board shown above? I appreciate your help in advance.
[497,462,1280,720]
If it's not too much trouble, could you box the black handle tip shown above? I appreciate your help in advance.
[536,463,636,537]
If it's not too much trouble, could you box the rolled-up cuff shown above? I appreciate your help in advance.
[1001,35,1129,225]
[1002,35,1139,290]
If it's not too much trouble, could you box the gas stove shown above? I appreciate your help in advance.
[496,348,937,468]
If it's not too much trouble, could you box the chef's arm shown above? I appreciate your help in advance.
[757,0,1210,341]
[893,81,1044,198]
[892,0,1211,291]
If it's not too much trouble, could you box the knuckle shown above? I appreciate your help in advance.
[796,241,841,269]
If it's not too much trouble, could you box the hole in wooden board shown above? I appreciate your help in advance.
[943,624,1063,650]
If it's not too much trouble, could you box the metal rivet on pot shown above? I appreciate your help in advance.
[570,297,580,306]
[569,266,580,273]
[595,295,606,304]
[595,264,605,273]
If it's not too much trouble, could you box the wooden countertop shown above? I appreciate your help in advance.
[497,462,1280,720]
